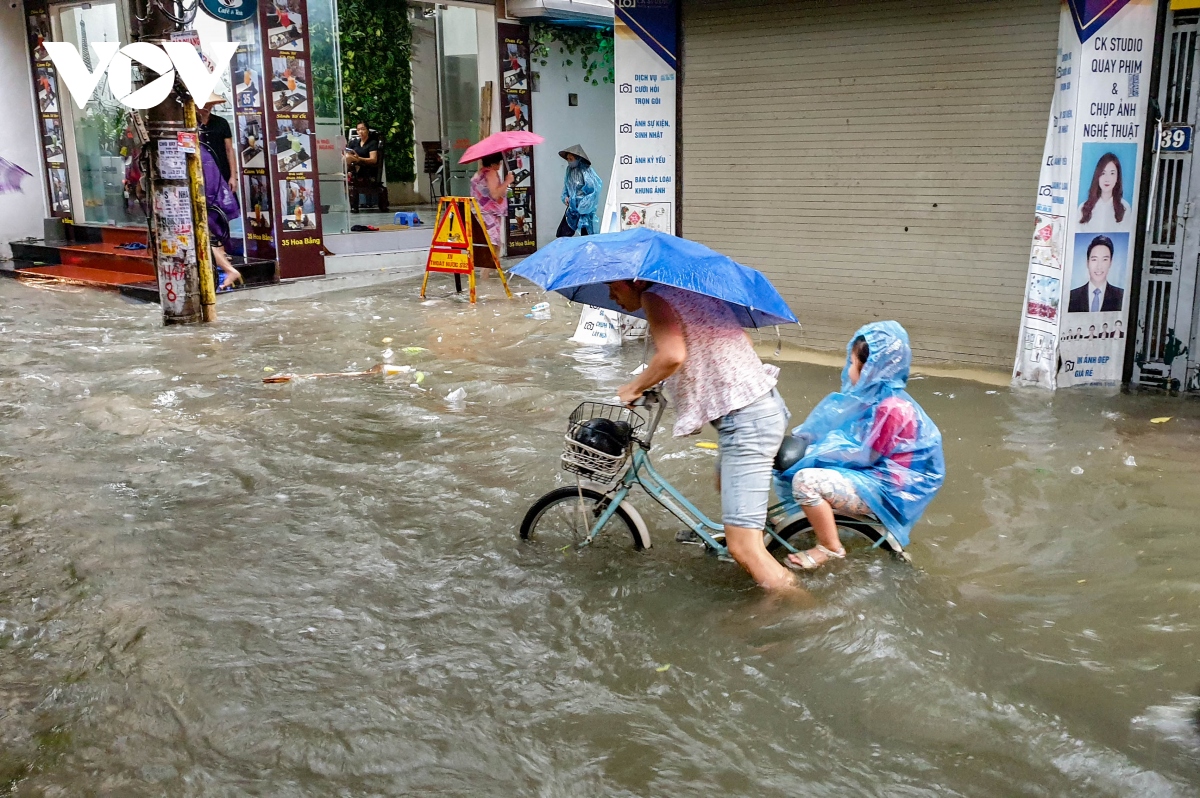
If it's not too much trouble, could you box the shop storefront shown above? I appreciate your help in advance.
[9,0,348,282]
[679,0,1063,371]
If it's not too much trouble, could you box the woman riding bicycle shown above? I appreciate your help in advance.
[609,280,795,591]
[774,321,945,570]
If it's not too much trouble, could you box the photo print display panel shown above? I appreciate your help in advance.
[497,22,536,256]
[24,0,72,217]
[228,20,276,260]
[258,0,323,277]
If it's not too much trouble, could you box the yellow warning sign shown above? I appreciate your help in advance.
[421,196,514,304]
[432,200,468,247]
[427,249,470,273]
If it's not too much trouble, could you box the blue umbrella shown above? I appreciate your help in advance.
[509,228,797,328]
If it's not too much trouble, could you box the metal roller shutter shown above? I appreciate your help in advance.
[681,0,1060,369]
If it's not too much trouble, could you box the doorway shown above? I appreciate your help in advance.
[51,0,147,227]
[1134,8,1200,390]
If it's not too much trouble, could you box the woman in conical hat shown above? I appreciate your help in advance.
[557,144,603,238]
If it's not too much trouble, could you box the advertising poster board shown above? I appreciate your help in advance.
[1013,0,1158,388]
[23,0,72,218]
[497,22,536,256]
[229,18,276,260]
[257,0,324,277]
[613,0,676,234]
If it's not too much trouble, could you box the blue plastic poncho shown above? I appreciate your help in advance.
[562,162,603,234]
[774,321,945,545]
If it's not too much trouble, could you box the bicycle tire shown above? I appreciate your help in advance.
[520,487,645,551]
[768,515,904,557]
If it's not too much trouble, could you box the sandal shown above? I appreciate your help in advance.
[785,544,846,572]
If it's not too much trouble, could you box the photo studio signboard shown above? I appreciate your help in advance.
[497,22,536,256]
[1013,0,1157,389]
[613,0,676,234]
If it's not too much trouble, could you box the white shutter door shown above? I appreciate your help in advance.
[681,0,1060,369]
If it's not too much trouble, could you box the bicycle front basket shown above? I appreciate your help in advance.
[560,401,647,483]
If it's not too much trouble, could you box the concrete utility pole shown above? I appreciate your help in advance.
[132,0,217,324]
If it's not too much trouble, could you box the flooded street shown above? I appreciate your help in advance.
[1,275,1199,796]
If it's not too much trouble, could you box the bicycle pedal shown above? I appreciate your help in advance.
[675,529,725,546]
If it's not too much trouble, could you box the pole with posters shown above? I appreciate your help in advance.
[613,0,677,235]
[1013,0,1159,388]
[132,0,218,325]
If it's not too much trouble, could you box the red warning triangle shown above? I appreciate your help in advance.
[432,200,468,248]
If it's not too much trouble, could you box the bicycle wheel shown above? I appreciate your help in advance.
[768,515,906,558]
[520,487,645,550]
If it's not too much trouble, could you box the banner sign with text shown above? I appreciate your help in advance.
[614,0,676,235]
[249,0,324,278]
[497,22,536,256]
[23,0,72,218]
[1013,0,1158,388]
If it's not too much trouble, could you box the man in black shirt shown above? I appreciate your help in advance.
[345,122,382,211]
[198,92,237,194]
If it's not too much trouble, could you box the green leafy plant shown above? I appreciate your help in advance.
[309,20,339,120]
[530,23,613,86]
[338,0,415,181]
[86,106,127,155]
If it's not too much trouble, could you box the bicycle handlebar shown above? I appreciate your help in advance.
[612,387,663,408]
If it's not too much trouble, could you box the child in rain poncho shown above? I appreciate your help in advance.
[774,321,945,569]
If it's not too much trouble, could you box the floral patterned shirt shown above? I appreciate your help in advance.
[649,285,778,436]
[470,170,507,247]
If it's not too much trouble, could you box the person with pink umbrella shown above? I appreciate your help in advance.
[459,130,544,250]
[472,153,514,248]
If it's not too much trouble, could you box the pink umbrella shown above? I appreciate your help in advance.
[459,130,545,164]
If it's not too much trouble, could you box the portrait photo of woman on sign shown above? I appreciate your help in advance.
[1078,149,1132,232]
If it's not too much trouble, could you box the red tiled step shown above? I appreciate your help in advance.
[14,264,156,287]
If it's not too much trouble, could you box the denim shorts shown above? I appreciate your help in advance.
[710,388,790,529]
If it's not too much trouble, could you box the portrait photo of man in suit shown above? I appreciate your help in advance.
[1068,235,1125,313]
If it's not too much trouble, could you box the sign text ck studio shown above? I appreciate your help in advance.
[44,41,239,111]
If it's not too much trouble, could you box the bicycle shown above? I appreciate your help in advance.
[520,389,912,564]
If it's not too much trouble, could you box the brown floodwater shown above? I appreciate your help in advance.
[0,275,1198,796]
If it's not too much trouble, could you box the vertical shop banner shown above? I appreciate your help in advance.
[23,0,72,218]
[498,23,536,256]
[230,16,275,260]
[1013,0,1158,388]
[614,0,676,234]
[258,0,324,277]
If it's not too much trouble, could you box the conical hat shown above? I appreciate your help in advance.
[558,144,591,165]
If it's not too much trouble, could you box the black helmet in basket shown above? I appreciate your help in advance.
[573,418,632,457]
